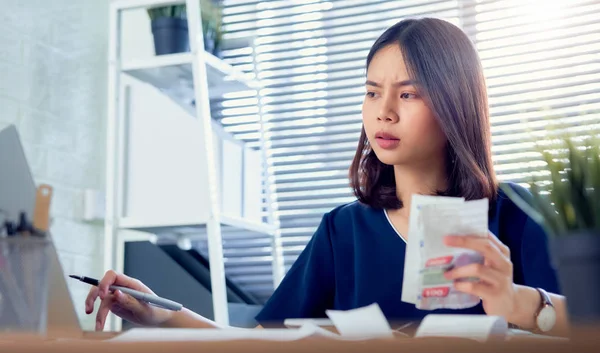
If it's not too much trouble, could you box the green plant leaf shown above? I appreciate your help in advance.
[541,151,573,229]
[589,141,600,231]
[508,122,600,236]
[147,5,187,20]
[530,180,565,236]
[565,139,594,229]
[499,183,556,238]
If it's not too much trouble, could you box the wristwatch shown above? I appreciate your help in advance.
[534,287,556,333]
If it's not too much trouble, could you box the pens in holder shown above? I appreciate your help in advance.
[69,275,183,312]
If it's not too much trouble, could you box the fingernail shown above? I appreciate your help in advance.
[445,235,461,243]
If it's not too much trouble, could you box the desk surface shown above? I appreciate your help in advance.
[0,327,598,353]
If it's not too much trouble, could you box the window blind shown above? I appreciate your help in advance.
[462,0,600,184]
[198,0,600,303]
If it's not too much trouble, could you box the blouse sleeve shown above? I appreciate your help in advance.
[254,212,336,327]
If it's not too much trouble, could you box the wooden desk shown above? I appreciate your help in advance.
[0,326,598,353]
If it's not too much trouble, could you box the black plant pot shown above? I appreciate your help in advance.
[151,17,190,55]
[550,231,600,325]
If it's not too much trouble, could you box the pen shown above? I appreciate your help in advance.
[69,275,183,312]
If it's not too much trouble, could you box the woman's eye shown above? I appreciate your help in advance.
[400,92,417,99]
[366,91,378,98]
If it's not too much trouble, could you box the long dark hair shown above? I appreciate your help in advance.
[349,18,497,209]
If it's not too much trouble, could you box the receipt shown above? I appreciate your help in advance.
[326,303,393,339]
[401,194,465,305]
[416,199,489,310]
[416,314,508,341]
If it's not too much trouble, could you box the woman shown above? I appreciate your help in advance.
[87,17,569,336]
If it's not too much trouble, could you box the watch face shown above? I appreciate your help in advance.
[537,306,556,332]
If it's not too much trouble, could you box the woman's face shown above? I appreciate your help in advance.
[362,44,447,167]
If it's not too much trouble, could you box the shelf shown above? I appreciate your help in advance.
[121,52,258,104]
[112,0,187,11]
[118,214,276,237]
[220,214,277,235]
[108,0,273,330]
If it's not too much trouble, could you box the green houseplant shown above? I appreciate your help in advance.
[147,1,223,56]
[500,136,600,324]
[147,5,188,55]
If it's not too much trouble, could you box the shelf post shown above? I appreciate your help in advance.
[185,0,229,326]
[104,1,123,332]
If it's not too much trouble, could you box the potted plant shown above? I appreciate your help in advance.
[500,136,600,324]
[200,0,224,57]
[147,1,223,56]
[148,5,189,55]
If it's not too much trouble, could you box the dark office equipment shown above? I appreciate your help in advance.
[123,241,262,329]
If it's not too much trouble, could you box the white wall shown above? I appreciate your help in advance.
[0,0,108,330]
[121,8,156,62]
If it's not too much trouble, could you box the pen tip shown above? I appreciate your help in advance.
[68,275,80,280]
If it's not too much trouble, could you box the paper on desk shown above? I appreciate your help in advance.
[110,323,337,342]
[326,303,394,339]
[401,195,465,304]
[507,329,569,341]
[415,314,508,342]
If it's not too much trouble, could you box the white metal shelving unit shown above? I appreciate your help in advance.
[105,0,281,331]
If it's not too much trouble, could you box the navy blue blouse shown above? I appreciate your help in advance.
[255,182,560,327]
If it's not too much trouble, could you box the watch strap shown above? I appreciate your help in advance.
[533,287,554,333]
[536,287,553,308]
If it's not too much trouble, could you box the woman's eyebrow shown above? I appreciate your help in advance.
[365,79,417,87]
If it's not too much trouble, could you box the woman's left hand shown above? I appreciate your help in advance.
[443,232,518,320]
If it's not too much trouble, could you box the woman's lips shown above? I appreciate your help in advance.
[375,132,400,150]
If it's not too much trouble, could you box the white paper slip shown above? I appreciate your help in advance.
[415,314,508,342]
[110,324,336,342]
[284,318,334,328]
[507,329,568,341]
[325,303,394,339]
[401,194,465,304]
[416,198,489,310]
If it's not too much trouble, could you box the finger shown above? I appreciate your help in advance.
[444,235,510,273]
[107,291,130,319]
[85,286,100,314]
[487,231,510,258]
[113,288,145,312]
[98,270,118,299]
[95,295,115,331]
[453,280,496,299]
[98,270,145,299]
[444,263,505,287]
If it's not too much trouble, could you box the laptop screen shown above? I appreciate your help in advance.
[0,125,37,224]
[0,124,82,335]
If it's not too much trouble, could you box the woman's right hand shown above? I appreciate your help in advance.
[85,270,174,331]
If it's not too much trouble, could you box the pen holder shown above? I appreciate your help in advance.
[0,236,51,334]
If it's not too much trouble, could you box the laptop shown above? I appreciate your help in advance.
[0,124,82,336]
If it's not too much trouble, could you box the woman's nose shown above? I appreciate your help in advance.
[377,99,399,122]
[377,112,399,122]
